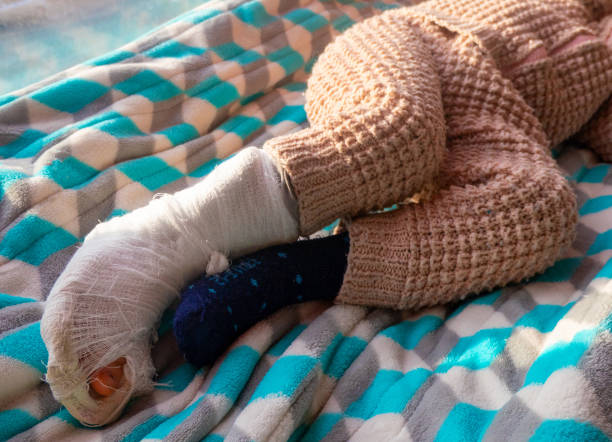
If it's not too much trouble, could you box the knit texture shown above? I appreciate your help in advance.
[264,15,446,234]
[264,0,612,309]
[578,94,612,160]
[577,10,612,163]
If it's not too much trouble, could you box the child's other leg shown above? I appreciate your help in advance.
[263,9,447,235]
[174,232,350,367]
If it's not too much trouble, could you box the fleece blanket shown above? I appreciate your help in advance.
[0,0,611,440]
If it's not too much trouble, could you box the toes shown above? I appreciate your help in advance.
[89,357,126,398]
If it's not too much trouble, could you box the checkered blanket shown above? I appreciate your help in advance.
[0,0,611,440]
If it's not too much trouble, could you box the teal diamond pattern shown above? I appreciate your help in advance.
[114,70,182,102]
[0,215,79,266]
[282,82,307,92]
[345,370,403,419]
[302,414,342,442]
[436,327,513,373]
[579,195,612,216]
[523,328,596,386]
[117,156,184,191]
[0,129,47,158]
[373,368,432,415]
[516,303,575,333]
[587,229,612,256]
[249,355,318,401]
[535,257,582,283]
[434,403,496,442]
[144,41,205,59]
[332,15,355,32]
[38,157,99,189]
[268,105,307,125]
[0,168,26,199]
[83,111,145,138]
[304,56,317,73]
[218,115,264,140]
[267,47,305,75]
[284,8,329,32]
[240,91,264,105]
[373,2,399,10]
[89,50,135,66]
[0,322,48,373]
[30,78,109,113]
[12,127,73,159]
[189,157,225,178]
[323,336,367,379]
[206,346,260,401]
[212,42,263,65]
[158,122,199,146]
[531,420,610,442]
[0,95,17,107]
[381,316,443,351]
[234,0,278,28]
[187,75,240,108]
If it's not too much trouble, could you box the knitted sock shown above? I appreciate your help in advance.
[174,232,350,367]
[40,147,299,426]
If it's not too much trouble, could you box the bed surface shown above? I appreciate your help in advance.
[0,0,610,440]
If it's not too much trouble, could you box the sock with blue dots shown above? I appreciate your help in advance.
[173,232,350,367]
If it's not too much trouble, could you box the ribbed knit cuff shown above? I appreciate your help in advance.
[334,217,407,310]
[263,127,362,236]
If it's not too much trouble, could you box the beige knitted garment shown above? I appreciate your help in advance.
[264,0,612,309]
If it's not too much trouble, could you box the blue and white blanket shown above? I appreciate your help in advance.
[0,0,611,440]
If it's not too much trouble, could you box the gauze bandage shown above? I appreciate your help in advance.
[40,147,299,426]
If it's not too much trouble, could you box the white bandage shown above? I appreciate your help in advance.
[40,147,298,426]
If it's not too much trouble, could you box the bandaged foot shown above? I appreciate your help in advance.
[40,147,298,426]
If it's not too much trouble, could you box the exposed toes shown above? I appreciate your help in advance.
[89,357,127,399]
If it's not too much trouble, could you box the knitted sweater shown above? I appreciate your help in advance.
[264,0,612,309]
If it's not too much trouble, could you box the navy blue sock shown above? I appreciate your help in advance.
[173,232,350,367]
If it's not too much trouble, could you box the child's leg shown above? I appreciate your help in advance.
[43,6,448,426]
[40,147,299,426]
[263,9,446,235]
[174,232,350,367]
